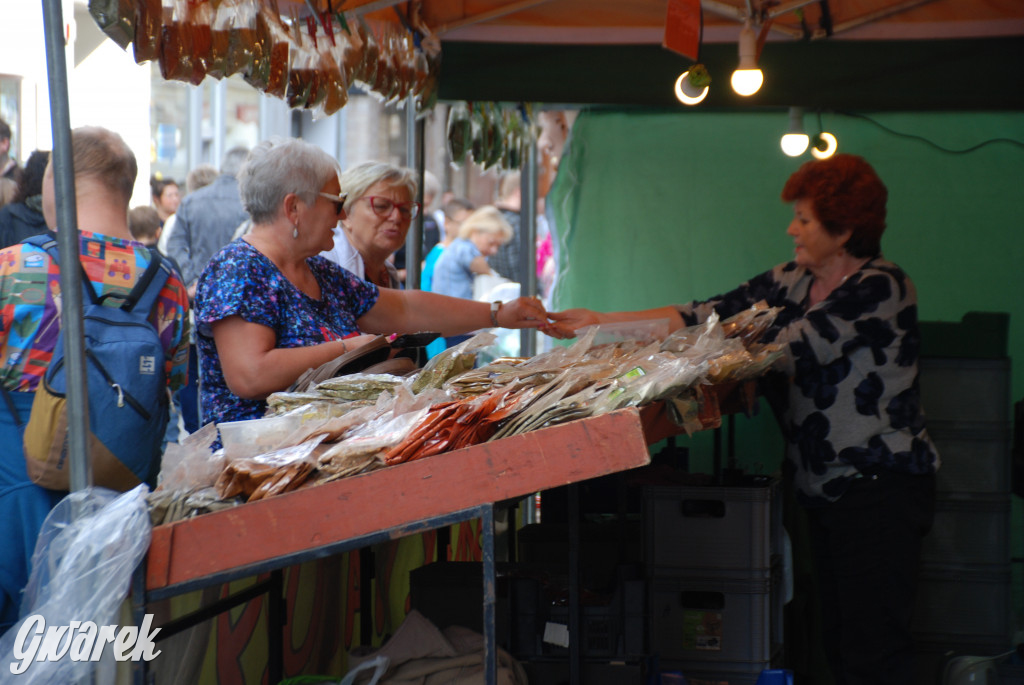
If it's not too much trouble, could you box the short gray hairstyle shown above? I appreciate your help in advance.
[238,137,340,224]
[220,146,251,176]
[339,161,417,213]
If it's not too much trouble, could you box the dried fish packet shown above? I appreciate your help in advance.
[314,372,408,401]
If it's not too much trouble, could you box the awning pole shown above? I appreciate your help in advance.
[519,135,538,357]
[405,94,423,290]
[42,0,92,494]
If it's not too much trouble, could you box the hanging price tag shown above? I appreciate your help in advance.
[663,0,702,62]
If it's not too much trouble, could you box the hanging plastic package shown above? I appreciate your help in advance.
[318,16,350,118]
[88,0,135,49]
[244,6,291,99]
[133,0,165,63]
[445,102,472,166]
[209,0,257,79]
[0,485,152,684]
[160,0,213,85]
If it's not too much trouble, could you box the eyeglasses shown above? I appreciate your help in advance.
[318,191,348,215]
[362,196,421,220]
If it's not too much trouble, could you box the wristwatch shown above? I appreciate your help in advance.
[490,300,502,328]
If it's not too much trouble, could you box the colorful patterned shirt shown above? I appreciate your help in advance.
[0,231,191,393]
[676,257,940,505]
[194,239,379,426]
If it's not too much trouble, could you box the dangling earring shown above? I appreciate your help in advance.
[292,224,299,239]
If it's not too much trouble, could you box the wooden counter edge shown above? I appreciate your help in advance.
[147,407,651,592]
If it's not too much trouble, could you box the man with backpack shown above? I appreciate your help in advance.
[0,126,190,636]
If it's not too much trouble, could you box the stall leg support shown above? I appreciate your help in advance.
[482,504,497,685]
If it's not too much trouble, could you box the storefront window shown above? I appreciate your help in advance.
[149,62,191,184]
[224,75,260,152]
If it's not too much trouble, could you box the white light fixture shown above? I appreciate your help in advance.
[731,21,763,97]
[811,131,838,159]
[674,70,709,106]
[780,107,809,157]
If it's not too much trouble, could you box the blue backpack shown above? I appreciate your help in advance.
[18,235,173,491]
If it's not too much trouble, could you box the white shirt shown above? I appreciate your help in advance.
[320,227,364,279]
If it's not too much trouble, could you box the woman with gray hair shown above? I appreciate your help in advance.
[320,161,418,288]
[193,138,551,432]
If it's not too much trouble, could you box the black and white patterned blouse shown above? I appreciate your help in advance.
[676,257,940,506]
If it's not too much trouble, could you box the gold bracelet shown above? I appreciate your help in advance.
[490,300,502,328]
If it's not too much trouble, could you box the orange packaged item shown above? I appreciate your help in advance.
[133,0,164,63]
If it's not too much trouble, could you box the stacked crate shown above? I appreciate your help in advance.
[643,477,784,684]
[913,356,1014,666]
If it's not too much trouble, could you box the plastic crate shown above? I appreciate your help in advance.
[920,493,1011,566]
[918,312,1009,359]
[918,358,1011,424]
[544,603,622,658]
[648,569,782,666]
[642,478,781,574]
[660,650,784,685]
[928,420,1012,495]
[911,562,1013,645]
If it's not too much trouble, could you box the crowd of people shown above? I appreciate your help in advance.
[0,114,940,685]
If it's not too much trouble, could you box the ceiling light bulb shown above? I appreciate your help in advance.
[731,22,763,96]
[780,107,808,156]
[811,131,838,159]
[781,133,809,156]
[674,71,709,105]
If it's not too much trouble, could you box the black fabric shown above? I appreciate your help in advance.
[805,470,936,685]
[0,203,49,249]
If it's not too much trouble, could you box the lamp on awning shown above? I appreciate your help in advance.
[674,64,710,105]
[731,20,763,97]
[780,107,809,156]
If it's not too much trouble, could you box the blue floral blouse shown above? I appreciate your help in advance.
[194,239,379,426]
[677,257,940,505]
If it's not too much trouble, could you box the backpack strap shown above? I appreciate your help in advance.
[1,386,24,428]
[122,247,171,315]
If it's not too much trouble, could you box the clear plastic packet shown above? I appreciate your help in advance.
[132,0,165,63]
[446,102,473,167]
[411,332,497,393]
[580,318,671,346]
[320,404,430,467]
[215,436,324,501]
[244,5,290,97]
[156,421,224,493]
[159,0,213,85]
[720,301,783,347]
[314,372,407,401]
[218,413,306,460]
[0,485,151,684]
[88,0,135,49]
[208,0,258,79]
[317,15,350,118]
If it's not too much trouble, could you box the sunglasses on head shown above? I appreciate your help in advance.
[318,191,348,215]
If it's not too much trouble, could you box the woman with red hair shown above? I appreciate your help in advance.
[549,154,938,685]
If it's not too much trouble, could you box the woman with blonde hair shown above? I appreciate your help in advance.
[431,205,513,347]
[431,205,513,300]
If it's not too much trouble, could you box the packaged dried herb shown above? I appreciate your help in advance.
[132,0,164,63]
[89,0,135,50]
[446,102,472,166]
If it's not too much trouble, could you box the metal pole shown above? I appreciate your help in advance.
[42,0,91,493]
[519,136,538,356]
[405,94,423,290]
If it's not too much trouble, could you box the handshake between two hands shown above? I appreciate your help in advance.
[499,296,601,340]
